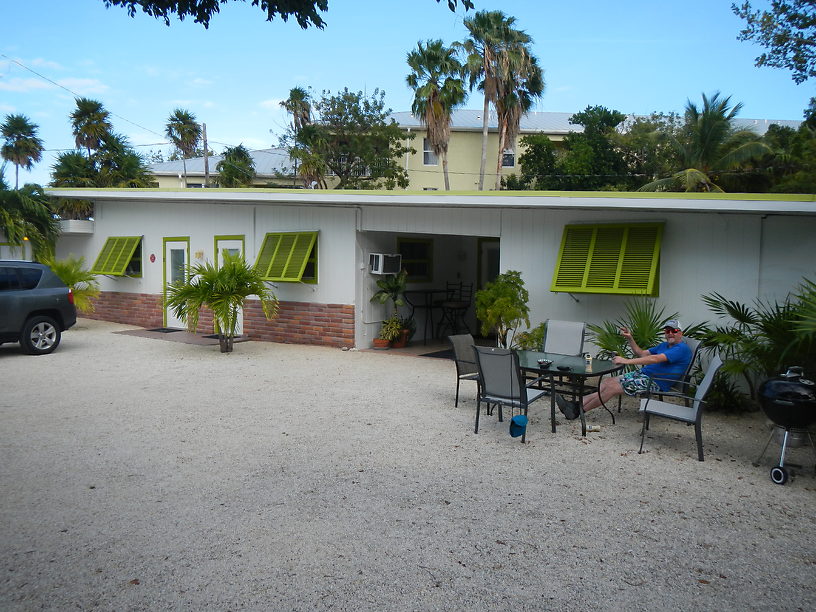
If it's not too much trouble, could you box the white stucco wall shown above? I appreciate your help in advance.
[47,190,816,348]
[56,199,358,306]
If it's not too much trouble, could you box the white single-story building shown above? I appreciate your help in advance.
[43,188,816,349]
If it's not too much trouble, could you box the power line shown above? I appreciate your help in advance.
[0,54,249,154]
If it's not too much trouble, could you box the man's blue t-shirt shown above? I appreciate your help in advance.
[640,341,693,391]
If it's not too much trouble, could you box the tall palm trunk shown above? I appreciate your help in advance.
[479,94,490,190]
[442,150,450,191]
[494,121,508,190]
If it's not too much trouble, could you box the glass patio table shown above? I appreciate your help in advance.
[516,350,624,437]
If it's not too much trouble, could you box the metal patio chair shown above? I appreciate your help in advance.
[436,281,473,339]
[542,319,586,355]
[447,334,480,408]
[638,353,723,462]
[473,346,548,443]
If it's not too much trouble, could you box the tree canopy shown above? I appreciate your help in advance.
[290,88,413,189]
[1,114,44,189]
[406,39,467,190]
[0,184,60,260]
[102,0,473,29]
[216,144,256,187]
[732,1,816,84]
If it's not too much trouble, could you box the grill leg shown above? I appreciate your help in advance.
[779,429,790,468]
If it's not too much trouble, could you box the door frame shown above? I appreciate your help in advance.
[163,236,190,328]
[214,235,246,266]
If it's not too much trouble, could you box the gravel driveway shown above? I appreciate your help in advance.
[1,319,814,610]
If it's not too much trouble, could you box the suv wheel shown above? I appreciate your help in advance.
[21,316,61,355]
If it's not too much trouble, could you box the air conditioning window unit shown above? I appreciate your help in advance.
[369,253,402,275]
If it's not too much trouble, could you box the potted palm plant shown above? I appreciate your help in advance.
[370,269,412,347]
[165,252,279,353]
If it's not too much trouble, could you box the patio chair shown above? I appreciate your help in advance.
[447,334,480,408]
[542,319,585,355]
[473,346,548,443]
[436,281,473,339]
[638,353,723,461]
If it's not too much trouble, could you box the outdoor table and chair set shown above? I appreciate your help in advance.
[447,320,717,461]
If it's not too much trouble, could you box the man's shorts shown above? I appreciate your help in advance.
[619,370,660,396]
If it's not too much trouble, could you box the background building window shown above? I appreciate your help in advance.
[423,138,438,166]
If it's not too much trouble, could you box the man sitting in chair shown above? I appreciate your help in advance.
[556,319,693,420]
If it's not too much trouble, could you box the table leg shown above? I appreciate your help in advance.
[577,377,587,436]
[549,373,557,433]
[595,372,617,425]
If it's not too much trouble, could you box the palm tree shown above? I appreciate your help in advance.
[0,184,60,260]
[493,53,544,189]
[280,87,313,186]
[165,108,202,186]
[1,114,44,189]
[216,144,256,187]
[280,87,312,134]
[41,255,100,313]
[165,252,279,353]
[406,39,467,191]
[460,10,529,190]
[639,92,771,192]
[70,98,112,157]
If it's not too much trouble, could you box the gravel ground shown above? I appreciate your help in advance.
[1,318,815,611]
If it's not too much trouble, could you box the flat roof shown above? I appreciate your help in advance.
[45,188,816,216]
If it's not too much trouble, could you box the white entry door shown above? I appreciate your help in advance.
[215,236,245,335]
[164,238,189,329]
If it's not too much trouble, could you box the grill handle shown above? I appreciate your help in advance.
[772,399,795,406]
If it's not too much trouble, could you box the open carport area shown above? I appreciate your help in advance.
[1,319,814,610]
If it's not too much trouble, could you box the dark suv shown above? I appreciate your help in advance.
[0,261,77,355]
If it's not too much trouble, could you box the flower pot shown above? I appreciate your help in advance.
[391,329,410,349]
[372,338,391,350]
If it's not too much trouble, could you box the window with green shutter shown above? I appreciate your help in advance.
[254,231,318,283]
[90,236,143,276]
[551,223,663,295]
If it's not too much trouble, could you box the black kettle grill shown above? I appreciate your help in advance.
[755,366,816,485]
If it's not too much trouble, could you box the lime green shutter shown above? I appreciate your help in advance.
[551,223,663,295]
[254,232,318,282]
[90,236,142,275]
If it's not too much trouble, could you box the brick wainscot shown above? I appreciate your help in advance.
[84,292,355,348]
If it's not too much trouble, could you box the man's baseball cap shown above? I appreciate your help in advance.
[663,319,682,330]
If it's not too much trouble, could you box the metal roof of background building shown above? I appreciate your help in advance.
[390,109,801,136]
[150,147,293,177]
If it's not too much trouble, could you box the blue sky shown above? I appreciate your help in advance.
[2,0,813,186]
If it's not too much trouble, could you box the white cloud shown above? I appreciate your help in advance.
[56,78,109,95]
[260,98,284,110]
[26,57,63,71]
[0,77,55,92]
[189,77,213,87]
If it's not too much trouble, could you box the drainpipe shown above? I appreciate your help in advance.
[405,127,411,190]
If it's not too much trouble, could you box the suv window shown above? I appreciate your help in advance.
[0,266,19,291]
[19,268,42,290]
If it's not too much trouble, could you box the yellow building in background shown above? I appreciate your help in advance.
[148,110,798,191]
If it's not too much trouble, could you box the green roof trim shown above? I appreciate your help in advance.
[254,231,318,282]
[551,223,663,295]
[91,236,142,276]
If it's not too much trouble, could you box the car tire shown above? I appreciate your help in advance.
[21,316,61,355]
